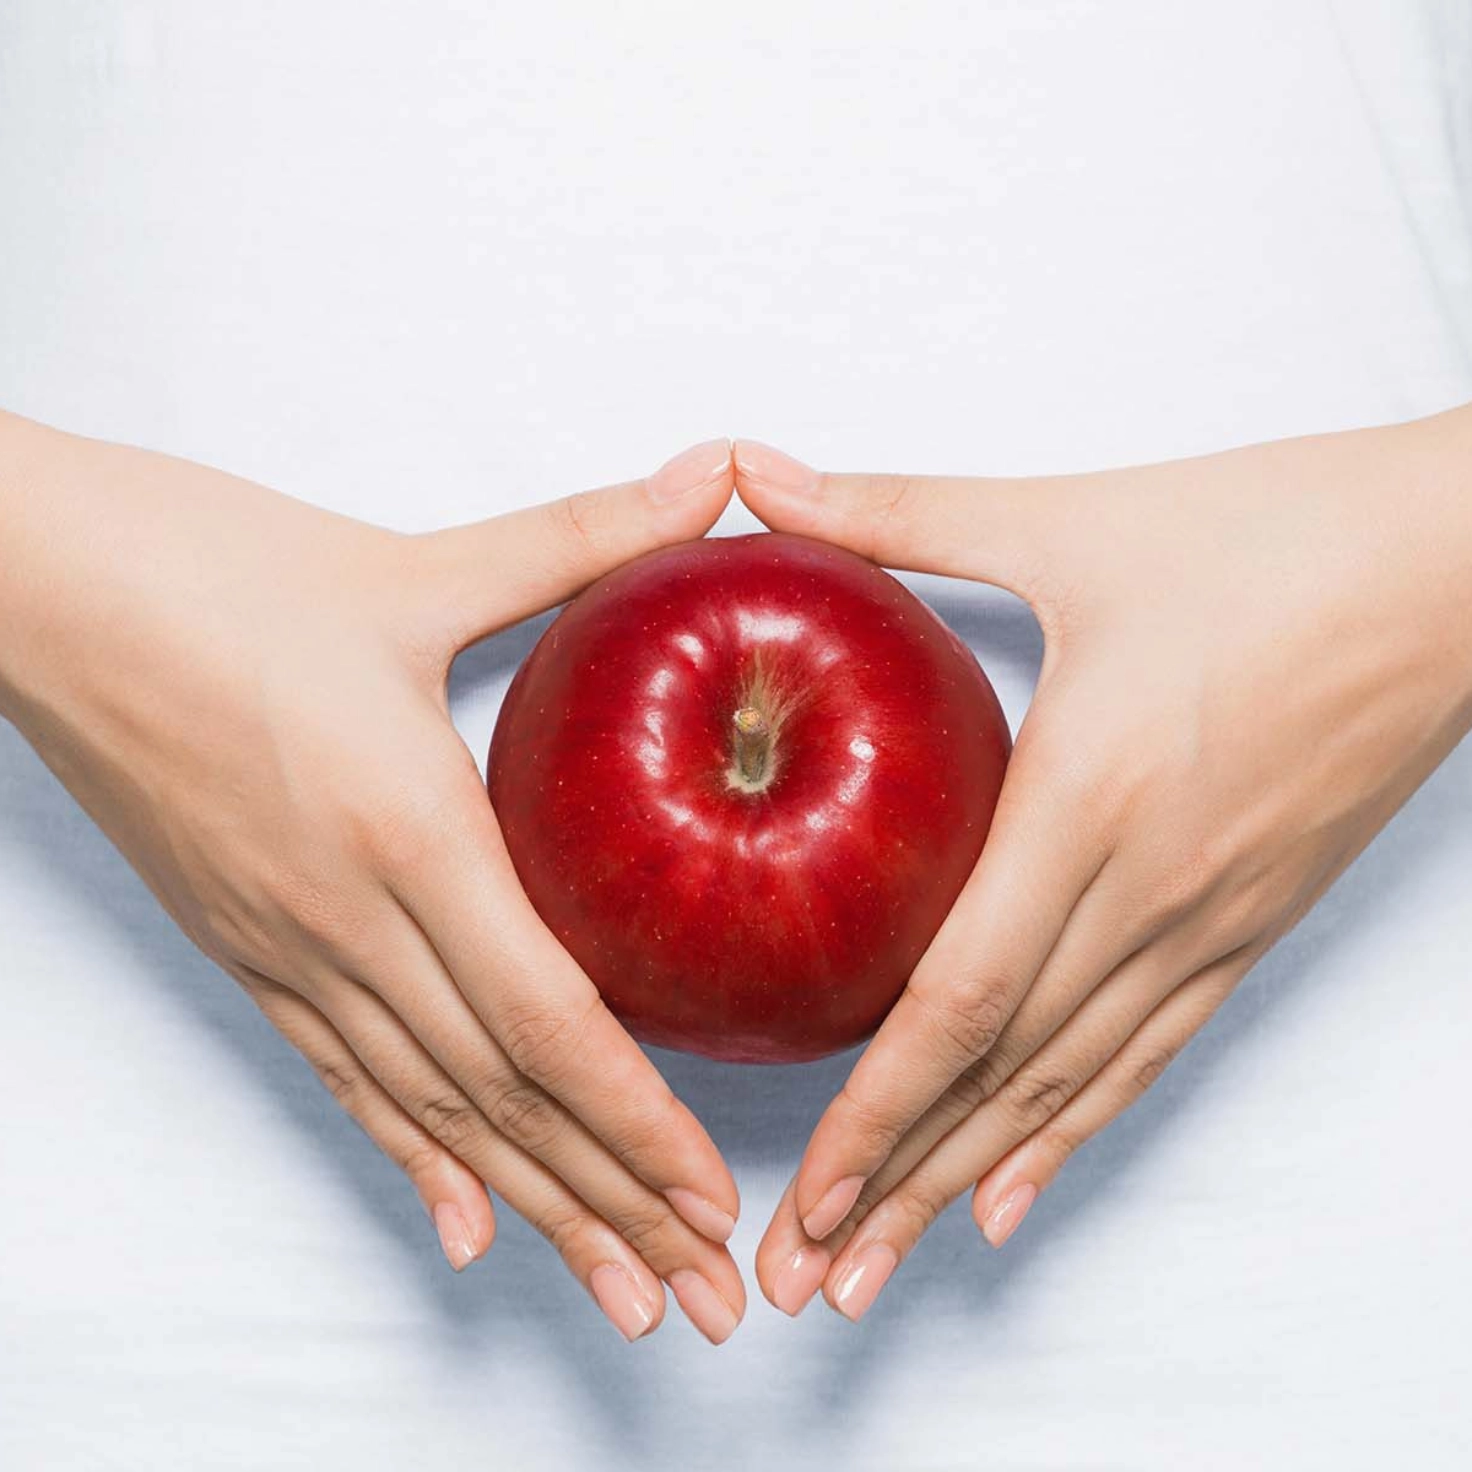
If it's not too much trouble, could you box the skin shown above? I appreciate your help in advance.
[733,408,1472,1322]
[0,411,747,1345]
[7,405,1471,1343]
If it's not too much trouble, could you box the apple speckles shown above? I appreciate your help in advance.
[486,530,1009,1062]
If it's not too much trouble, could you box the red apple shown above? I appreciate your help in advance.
[487,532,1010,1063]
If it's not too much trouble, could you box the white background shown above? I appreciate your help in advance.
[3,3,1471,1468]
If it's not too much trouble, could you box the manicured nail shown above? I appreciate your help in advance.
[433,1202,477,1271]
[733,439,819,495]
[589,1263,657,1342]
[667,1269,740,1345]
[832,1243,899,1323]
[982,1182,1038,1248]
[802,1174,865,1241]
[647,438,732,503]
[665,1187,737,1244]
[771,1246,830,1318]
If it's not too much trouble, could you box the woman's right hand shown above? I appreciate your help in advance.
[0,413,745,1343]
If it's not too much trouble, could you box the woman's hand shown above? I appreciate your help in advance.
[733,410,1472,1320]
[0,413,745,1343]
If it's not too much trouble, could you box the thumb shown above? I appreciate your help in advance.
[733,439,1074,604]
[418,438,734,649]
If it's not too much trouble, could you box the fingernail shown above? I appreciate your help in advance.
[733,439,819,495]
[647,438,732,503]
[589,1263,658,1342]
[771,1246,830,1318]
[832,1242,899,1323]
[665,1187,737,1244]
[667,1269,740,1346]
[801,1174,865,1241]
[433,1202,477,1271]
[982,1182,1038,1248]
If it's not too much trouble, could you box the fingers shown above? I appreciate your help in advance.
[384,763,741,1242]
[787,727,1115,1243]
[237,970,496,1273]
[732,439,1076,604]
[757,1178,833,1319]
[969,950,1253,1244]
[413,439,735,653]
[757,927,1181,1316]
[313,960,745,1344]
[792,945,1252,1322]
[754,854,1156,1303]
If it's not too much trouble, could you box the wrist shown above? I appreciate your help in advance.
[1382,404,1472,722]
[0,412,97,727]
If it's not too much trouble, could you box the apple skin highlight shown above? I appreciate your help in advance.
[488,532,1011,1064]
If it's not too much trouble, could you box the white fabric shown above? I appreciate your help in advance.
[3,3,1470,1467]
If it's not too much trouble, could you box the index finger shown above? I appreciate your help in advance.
[790,732,1109,1241]
[389,765,741,1238]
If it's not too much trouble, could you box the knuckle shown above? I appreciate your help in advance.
[952,1048,1014,1117]
[240,969,290,1020]
[358,780,459,873]
[1001,1064,1081,1131]
[485,1080,563,1156]
[532,1196,588,1255]
[416,1087,484,1156]
[1035,1124,1078,1170]
[396,1135,449,1185]
[1199,876,1271,952]
[612,1202,674,1263]
[313,1053,361,1109]
[886,1183,945,1245]
[919,973,1010,1063]
[1129,1041,1181,1097]
[252,864,370,972]
[202,904,269,969]
[550,489,600,561]
[845,473,920,563]
[1020,721,1111,812]
[282,881,356,954]
[1154,832,1233,923]
[497,995,594,1090]
[599,1084,682,1170]
[836,1083,907,1159]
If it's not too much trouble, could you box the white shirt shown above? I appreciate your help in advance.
[2,3,1469,1467]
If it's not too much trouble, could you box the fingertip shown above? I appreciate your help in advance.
[667,1267,743,1346]
[799,1173,866,1243]
[418,1161,496,1270]
[432,1198,491,1272]
[769,1244,831,1318]
[665,1187,737,1245]
[628,1071,741,1239]
[975,1179,1038,1248]
[590,1261,664,1342]
[732,439,824,530]
[752,1176,800,1303]
[646,437,735,508]
[732,438,818,493]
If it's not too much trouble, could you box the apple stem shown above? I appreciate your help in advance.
[732,706,773,786]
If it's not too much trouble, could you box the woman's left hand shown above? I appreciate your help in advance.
[733,409,1472,1321]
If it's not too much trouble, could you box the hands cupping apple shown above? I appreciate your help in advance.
[0,415,748,1345]
[475,411,1471,1331]
[6,406,1470,1342]
[732,418,1472,1321]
